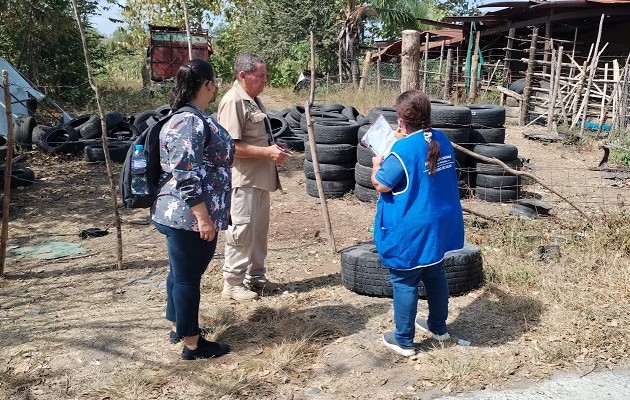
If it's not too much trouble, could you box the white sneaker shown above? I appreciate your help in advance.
[222,283,258,301]
[382,331,416,357]
[415,318,451,342]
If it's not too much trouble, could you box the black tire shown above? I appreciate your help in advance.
[107,121,139,140]
[354,163,372,187]
[474,186,519,202]
[475,173,520,189]
[270,116,291,139]
[356,143,373,167]
[289,105,305,121]
[305,178,354,198]
[475,158,521,175]
[14,116,37,147]
[0,167,36,188]
[436,126,470,144]
[368,107,397,124]
[355,183,379,203]
[66,114,92,130]
[39,126,80,154]
[340,242,483,297]
[78,114,102,139]
[509,78,540,94]
[105,111,125,130]
[431,99,453,106]
[304,141,357,164]
[341,106,360,121]
[285,112,301,129]
[276,136,305,152]
[472,143,518,161]
[357,124,371,141]
[84,142,131,163]
[466,104,505,128]
[300,111,349,132]
[320,103,345,113]
[313,121,359,145]
[431,106,472,127]
[31,125,51,146]
[133,110,162,133]
[470,128,506,144]
[303,160,355,180]
[356,115,370,126]
[0,146,7,162]
[155,104,172,116]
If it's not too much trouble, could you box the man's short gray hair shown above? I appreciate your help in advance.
[235,53,265,76]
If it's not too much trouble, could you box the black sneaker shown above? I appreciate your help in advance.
[181,337,230,360]
[168,327,212,344]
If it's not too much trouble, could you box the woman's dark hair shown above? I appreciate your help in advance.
[170,59,216,110]
[396,90,441,175]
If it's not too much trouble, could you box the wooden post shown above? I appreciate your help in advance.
[1,71,15,276]
[597,62,609,137]
[401,29,422,93]
[422,33,430,92]
[359,51,372,92]
[520,27,539,126]
[547,49,556,133]
[468,30,481,101]
[376,55,381,93]
[542,21,552,76]
[455,46,461,103]
[572,61,588,118]
[306,31,336,253]
[444,48,453,100]
[549,47,564,132]
[181,0,193,59]
[501,27,515,106]
[580,14,605,135]
[438,41,445,85]
[611,59,621,131]
[554,46,569,125]
[338,45,343,84]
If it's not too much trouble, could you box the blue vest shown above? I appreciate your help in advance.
[374,129,464,269]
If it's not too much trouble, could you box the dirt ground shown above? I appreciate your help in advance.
[1,98,629,399]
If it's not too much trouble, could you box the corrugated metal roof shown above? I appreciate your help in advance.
[370,29,464,62]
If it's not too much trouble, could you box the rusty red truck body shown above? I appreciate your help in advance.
[148,25,212,82]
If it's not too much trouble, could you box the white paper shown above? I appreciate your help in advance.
[362,114,397,157]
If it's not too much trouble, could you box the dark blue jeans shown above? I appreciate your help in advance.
[154,222,217,337]
[389,261,448,348]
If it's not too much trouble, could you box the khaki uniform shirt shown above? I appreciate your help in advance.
[217,81,280,192]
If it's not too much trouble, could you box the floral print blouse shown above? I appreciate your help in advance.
[151,105,234,232]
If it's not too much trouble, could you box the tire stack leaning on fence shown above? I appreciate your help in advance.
[472,143,522,202]
[431,105,472,199]
[303,110,358,198]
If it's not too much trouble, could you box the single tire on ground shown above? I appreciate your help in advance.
[340,242,484,297]
[84,142,131,163]
[39,126,80,154]
[0,167,36,188]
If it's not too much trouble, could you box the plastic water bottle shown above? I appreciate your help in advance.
[131,144,149,195]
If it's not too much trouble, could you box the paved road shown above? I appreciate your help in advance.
[439,369,630,399]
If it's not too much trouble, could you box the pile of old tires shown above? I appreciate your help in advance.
[340,241,484,298]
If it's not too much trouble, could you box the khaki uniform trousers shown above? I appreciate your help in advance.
[223,187,270,286]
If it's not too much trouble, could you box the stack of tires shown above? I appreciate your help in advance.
[303,111,359,198]
[472,143,521,203]
[431,104,472,198]
[275,107,306,151]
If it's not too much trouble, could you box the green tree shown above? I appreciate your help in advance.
[0,0,105,107]
[337,0,442,85]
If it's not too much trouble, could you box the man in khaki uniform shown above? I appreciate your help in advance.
[218,53,292,301]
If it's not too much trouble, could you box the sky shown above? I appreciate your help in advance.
[90,0,125,36]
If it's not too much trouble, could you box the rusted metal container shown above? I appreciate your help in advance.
[149,25,212,82]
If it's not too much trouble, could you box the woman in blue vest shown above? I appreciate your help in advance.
[371,90,464,356]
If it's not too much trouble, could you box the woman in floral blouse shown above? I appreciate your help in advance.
[152,59,234,360]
